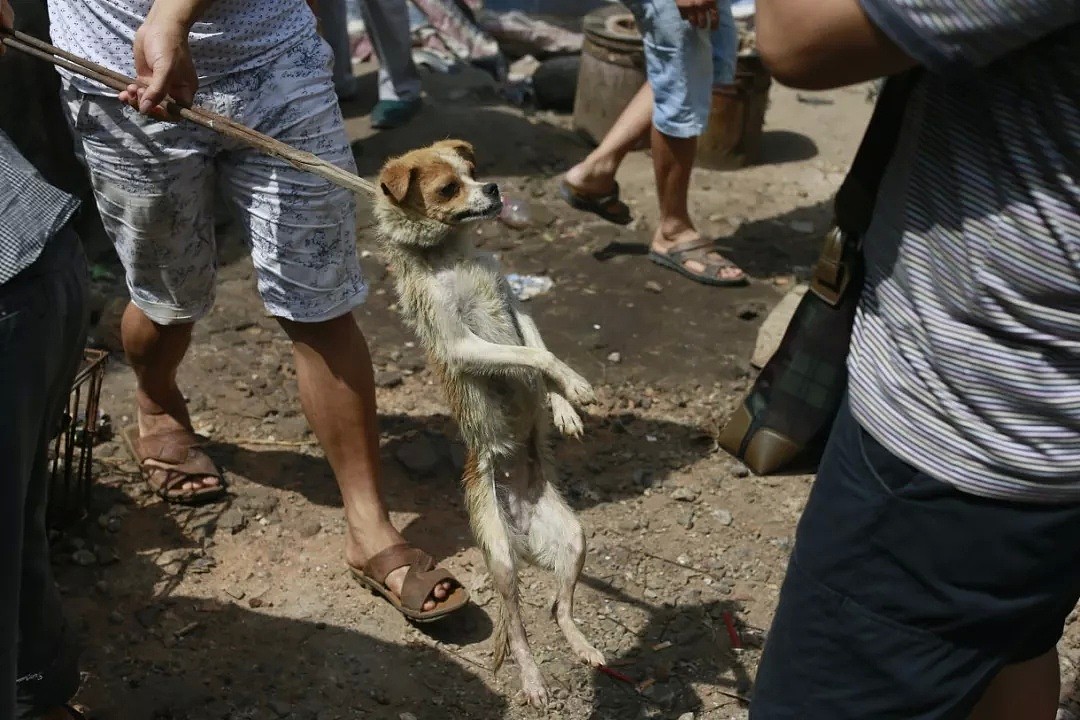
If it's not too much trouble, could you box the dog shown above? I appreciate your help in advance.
[373,140,605,706]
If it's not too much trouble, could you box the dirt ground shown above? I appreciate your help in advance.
[50,60,1080,720]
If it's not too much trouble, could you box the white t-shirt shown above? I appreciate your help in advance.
[47,0,317,95]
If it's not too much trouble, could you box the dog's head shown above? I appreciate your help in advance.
[375,140,501,245]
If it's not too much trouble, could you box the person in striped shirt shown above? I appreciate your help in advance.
[749,1,1080,718]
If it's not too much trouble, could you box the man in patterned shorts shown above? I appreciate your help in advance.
[48,0,466,621]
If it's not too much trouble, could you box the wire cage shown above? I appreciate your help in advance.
[47,347,110,530]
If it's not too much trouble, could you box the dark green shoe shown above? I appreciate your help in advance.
[370,98,422,129]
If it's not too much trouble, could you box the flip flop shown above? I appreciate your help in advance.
[559,179,632,226]
[649,238,749,287]
[349,543,469,623]
[122,425,227,505]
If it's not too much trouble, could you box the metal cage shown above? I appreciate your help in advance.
[47,347,109,529]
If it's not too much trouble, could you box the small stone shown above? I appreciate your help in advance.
[399,714,418,720]
[619,517,641,532]
[644,281,663,294]
[731,464,751,478]
[677,509,694,529]
[670,487,699,502]
[107,610,124,625]
[269,699,291,717]
[297,519,322,538]
[789,220,815,234]
[394,435,440,474]
[94,580,110,595]
[94,545,119,566]
[607,352,622,364]
[71,549,96,567]
[713,509,733,526]
[633,469,656,488]
[374,370,404,388]
[678,713,695,720]
[316,621,327,630]
[218,508,247,534]
[248,597,264,609]
[135,605,161,628]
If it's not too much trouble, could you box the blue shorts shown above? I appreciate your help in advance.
[751,399,1080,719]
[623,0,738,138]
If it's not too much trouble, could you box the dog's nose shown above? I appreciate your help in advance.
[482,182,500,199]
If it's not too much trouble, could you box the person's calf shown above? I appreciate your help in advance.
[969,649,1060,720]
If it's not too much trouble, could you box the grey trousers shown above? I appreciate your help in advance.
[356,0,422,102]
[1,226,89,719]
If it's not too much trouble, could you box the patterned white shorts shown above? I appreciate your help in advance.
[63,31,366,324]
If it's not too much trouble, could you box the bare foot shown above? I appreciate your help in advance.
[136,386,221,493]
[651,226,746,284]
[346,519,456,613]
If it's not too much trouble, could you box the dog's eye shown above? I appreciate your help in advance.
[439,182,459,199]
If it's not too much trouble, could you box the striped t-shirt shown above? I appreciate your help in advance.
[848,0,1080,502]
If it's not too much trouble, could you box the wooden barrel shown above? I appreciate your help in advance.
[695,54,773,169]
[571,4,647,147]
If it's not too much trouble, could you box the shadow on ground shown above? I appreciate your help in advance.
[56,483,509,720]
[210,409,717,561]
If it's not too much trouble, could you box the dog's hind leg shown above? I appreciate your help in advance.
[463,451,549,708]
[525,434,606,667]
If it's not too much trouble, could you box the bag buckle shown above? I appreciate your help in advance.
[810,226,853,307]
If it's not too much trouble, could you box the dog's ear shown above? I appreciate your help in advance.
[379,159,414,204]
[435,139,476,168]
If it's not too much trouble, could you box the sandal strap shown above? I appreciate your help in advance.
[565,179,622,206]
[138,429,203,465]
[664,242,744,277]
[400,565,458,613]
[364,543,429,584]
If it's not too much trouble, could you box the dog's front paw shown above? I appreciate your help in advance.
[560,371,596,407]
[550,393,584,438]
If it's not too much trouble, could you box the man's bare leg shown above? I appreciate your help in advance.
[969,649,1060,720]
[650,126,745,282]
[279,313,452,611]
[564,84,653,195]
[121,302,220,492]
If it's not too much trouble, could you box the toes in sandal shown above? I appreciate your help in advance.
[122,425,227,505]
[559,179,632,226]
[349,543,469,623]
[649,239,749,287]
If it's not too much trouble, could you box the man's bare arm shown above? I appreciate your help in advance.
[119,0,215,112]
[755,0,915,90]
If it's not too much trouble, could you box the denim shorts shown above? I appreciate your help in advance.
[623,0,738,138]
[63,31,366,325]
[750,398,1080,719]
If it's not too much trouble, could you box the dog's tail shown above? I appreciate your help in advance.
[462,450,514,673]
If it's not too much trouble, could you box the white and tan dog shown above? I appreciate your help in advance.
[373,140,605,706]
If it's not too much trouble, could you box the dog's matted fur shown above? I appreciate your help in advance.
[374,140,605,706]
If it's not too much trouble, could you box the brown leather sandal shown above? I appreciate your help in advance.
[649,238,749,287]
[559,179,633,225]
[349,543,469,623]
[122,425,227,505]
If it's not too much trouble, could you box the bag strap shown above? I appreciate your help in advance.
[812,70,921,303]
[834,70,922,236]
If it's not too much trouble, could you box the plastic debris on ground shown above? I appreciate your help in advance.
[505,274,554,301]
[498,196,533,229]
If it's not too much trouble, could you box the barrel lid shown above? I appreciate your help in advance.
[583,3,642,50]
